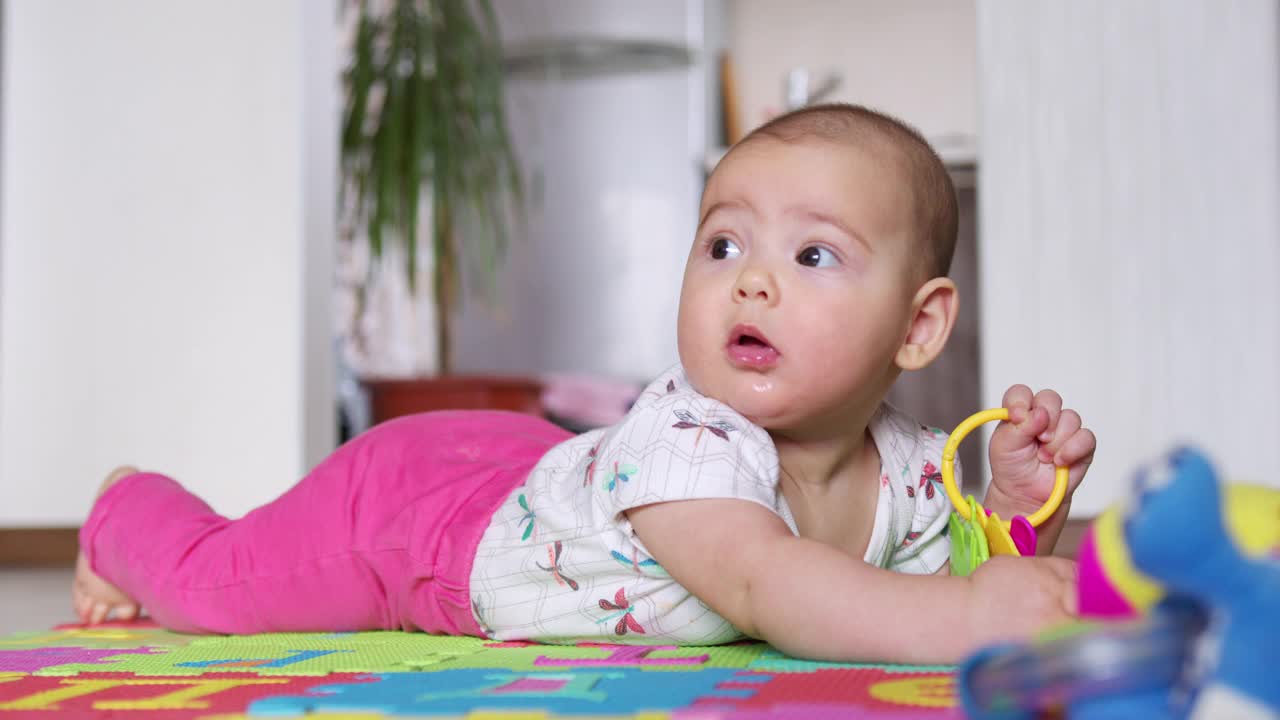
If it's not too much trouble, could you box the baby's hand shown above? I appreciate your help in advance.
[987,386,1096,511]
[966,555,1077,647]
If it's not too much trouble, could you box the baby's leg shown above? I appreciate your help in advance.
[72,466,143,624]
[75,440,418,634]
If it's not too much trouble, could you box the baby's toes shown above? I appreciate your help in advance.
[72,585,91,624]
[114,603,139,622]
[89,602,110,626]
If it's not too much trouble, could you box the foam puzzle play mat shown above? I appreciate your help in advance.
[0,620,962,718]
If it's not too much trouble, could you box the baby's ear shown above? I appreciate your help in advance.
[895,277,958,371]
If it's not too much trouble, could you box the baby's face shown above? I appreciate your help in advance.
[677,137,921,431]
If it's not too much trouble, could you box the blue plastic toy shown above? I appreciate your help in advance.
[959,447,1280,719]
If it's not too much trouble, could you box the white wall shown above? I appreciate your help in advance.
[977,0,1280,514]
[727,0,977,144]
[0,1,336,525]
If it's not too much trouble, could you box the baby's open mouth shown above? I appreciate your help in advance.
[727,324,780,368]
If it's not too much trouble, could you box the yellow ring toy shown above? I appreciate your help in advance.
[941,408,1069,528]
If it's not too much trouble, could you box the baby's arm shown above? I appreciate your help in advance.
[628,498,1073,664]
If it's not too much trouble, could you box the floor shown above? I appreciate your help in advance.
[0,567,76,635]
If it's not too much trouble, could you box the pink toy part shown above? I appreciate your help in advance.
[1009,516,1038,556]
[1075,525,1138,619]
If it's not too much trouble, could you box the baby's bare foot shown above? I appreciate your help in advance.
[72,466,143,625]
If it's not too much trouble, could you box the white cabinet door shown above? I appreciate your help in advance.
[977,0,1280,513]
[0,1,336,525]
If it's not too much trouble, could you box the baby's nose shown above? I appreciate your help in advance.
[733,268,778,304]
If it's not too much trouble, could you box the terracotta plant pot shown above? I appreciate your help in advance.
[363,375,544,425]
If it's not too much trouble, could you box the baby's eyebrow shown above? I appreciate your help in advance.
[794,208,872,255]
[697,200,751,231]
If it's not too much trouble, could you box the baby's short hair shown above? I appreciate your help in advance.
[740,103,958,279]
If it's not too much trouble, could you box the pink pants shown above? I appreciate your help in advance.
[79,411,571,635]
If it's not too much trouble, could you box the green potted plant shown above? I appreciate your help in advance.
[339,0,540,423]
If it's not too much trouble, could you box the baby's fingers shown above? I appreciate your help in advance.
[1054,427,1097,472]
[1040,409,1080,463]
[999,385,1050,442]
[1035,557,1079,616]
[1001,384,1034,421]
[1039,556,1079,584]
[1031,390,1063,442]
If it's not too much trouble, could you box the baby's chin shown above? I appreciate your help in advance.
[679,353,798,420]
[700,375,796,427]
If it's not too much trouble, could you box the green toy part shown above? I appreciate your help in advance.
[949,496,990,577]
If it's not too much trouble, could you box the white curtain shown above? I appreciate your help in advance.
[977,0,1280,514]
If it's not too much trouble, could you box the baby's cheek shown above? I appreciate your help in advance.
[676,318,719,390]
[800,325,862,367]
[675,303,709,358]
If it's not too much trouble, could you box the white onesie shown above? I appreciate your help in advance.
[468,364,956,644]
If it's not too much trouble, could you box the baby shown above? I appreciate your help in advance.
[73,103,1095,665]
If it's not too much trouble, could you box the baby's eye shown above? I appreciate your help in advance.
[797,245,839,268]
[709,237,742,260]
